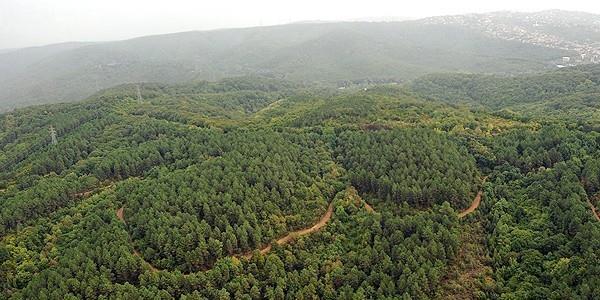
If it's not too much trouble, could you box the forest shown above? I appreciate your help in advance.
[1,67,599,299]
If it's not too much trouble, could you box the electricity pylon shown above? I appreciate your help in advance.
[49,126,58,145]
[137,85,143,103]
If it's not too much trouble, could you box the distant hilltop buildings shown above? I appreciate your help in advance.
[422,11,600,68]
[558,53,600,68]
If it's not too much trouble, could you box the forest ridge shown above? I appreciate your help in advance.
[3,9,600,110]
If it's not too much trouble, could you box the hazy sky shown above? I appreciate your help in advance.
[1,0,600,49]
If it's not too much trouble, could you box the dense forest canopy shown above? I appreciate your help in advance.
[410,65,600,129]
[1,66,600,299]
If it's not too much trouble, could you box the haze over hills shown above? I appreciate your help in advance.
[0,9,599,111]
[424,10,600,62]
[0,42,94,77]
[0,49,17,54]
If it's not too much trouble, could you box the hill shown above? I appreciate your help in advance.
[1,75,599,298]
[410,64,600,129]
[2,11,590,110]
[423,10,600,59]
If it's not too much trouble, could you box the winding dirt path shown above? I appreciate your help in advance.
[73,183,116,198]
[116,202,334,271]
[458,190,483,218]
[458,177,488,219]
[254,99,285,116]
[238,202,334,259]
[116,207,125,221]
[363,202,375,213]
[274,202,334,245]
[587,198,600,222]
[115,176,486,274]
[115,206,159,272]
[579,179,600,222]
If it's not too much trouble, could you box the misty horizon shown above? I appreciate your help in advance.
[0,9,596,51]
[2,0,600,49]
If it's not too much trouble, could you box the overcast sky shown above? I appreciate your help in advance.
[1,0,600,49]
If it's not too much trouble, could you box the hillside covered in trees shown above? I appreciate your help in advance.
[3,10,584,111]
[411,65,600,129]
[1,69,599,299]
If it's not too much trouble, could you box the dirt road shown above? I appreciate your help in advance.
[115,178,488,274]
[73,183,116,198]
[588,198,600,221]
[579,180,600,222]
[115,206,159,272]
[116,207,125,221]
[239,202,334,259]
[458,190,483,218]
[117,202,335,269]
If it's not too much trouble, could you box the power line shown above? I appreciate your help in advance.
[49,126,58,145]
[137,85,143,103]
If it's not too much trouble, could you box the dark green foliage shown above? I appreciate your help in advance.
[335,129,480,208]
[480,126,600,299]
[123,130,334,271]
[485,164,600,299]
[1,74,600,299]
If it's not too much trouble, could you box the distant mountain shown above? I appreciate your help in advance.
[0,48,17,54]
[0,42,93,77]
[3,11,596,110]
[346,16,414,22]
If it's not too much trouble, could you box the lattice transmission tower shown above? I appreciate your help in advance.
[49,126,58,145]
[137,85,143,103]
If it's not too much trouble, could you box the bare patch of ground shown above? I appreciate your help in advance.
[436,221,494,299]
[459,190,483,218]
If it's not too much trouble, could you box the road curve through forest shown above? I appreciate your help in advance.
[115,207,159,272]
[458,190,484,218]
[458,177,488,219]
[578,180,600,222]
[116,202,335,271]
[588,198,600,222]
[238,202,334,259]
[116,207,125,222]
[116,181,484,273]
[73,183,116,198]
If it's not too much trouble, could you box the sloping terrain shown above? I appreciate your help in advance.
[1,72,599,298]
[0,14,574,110]
[411,64,600,128]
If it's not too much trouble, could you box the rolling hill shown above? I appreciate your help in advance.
[410,64,600,129]
[1,73,599,299]
[3,11,593,110]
